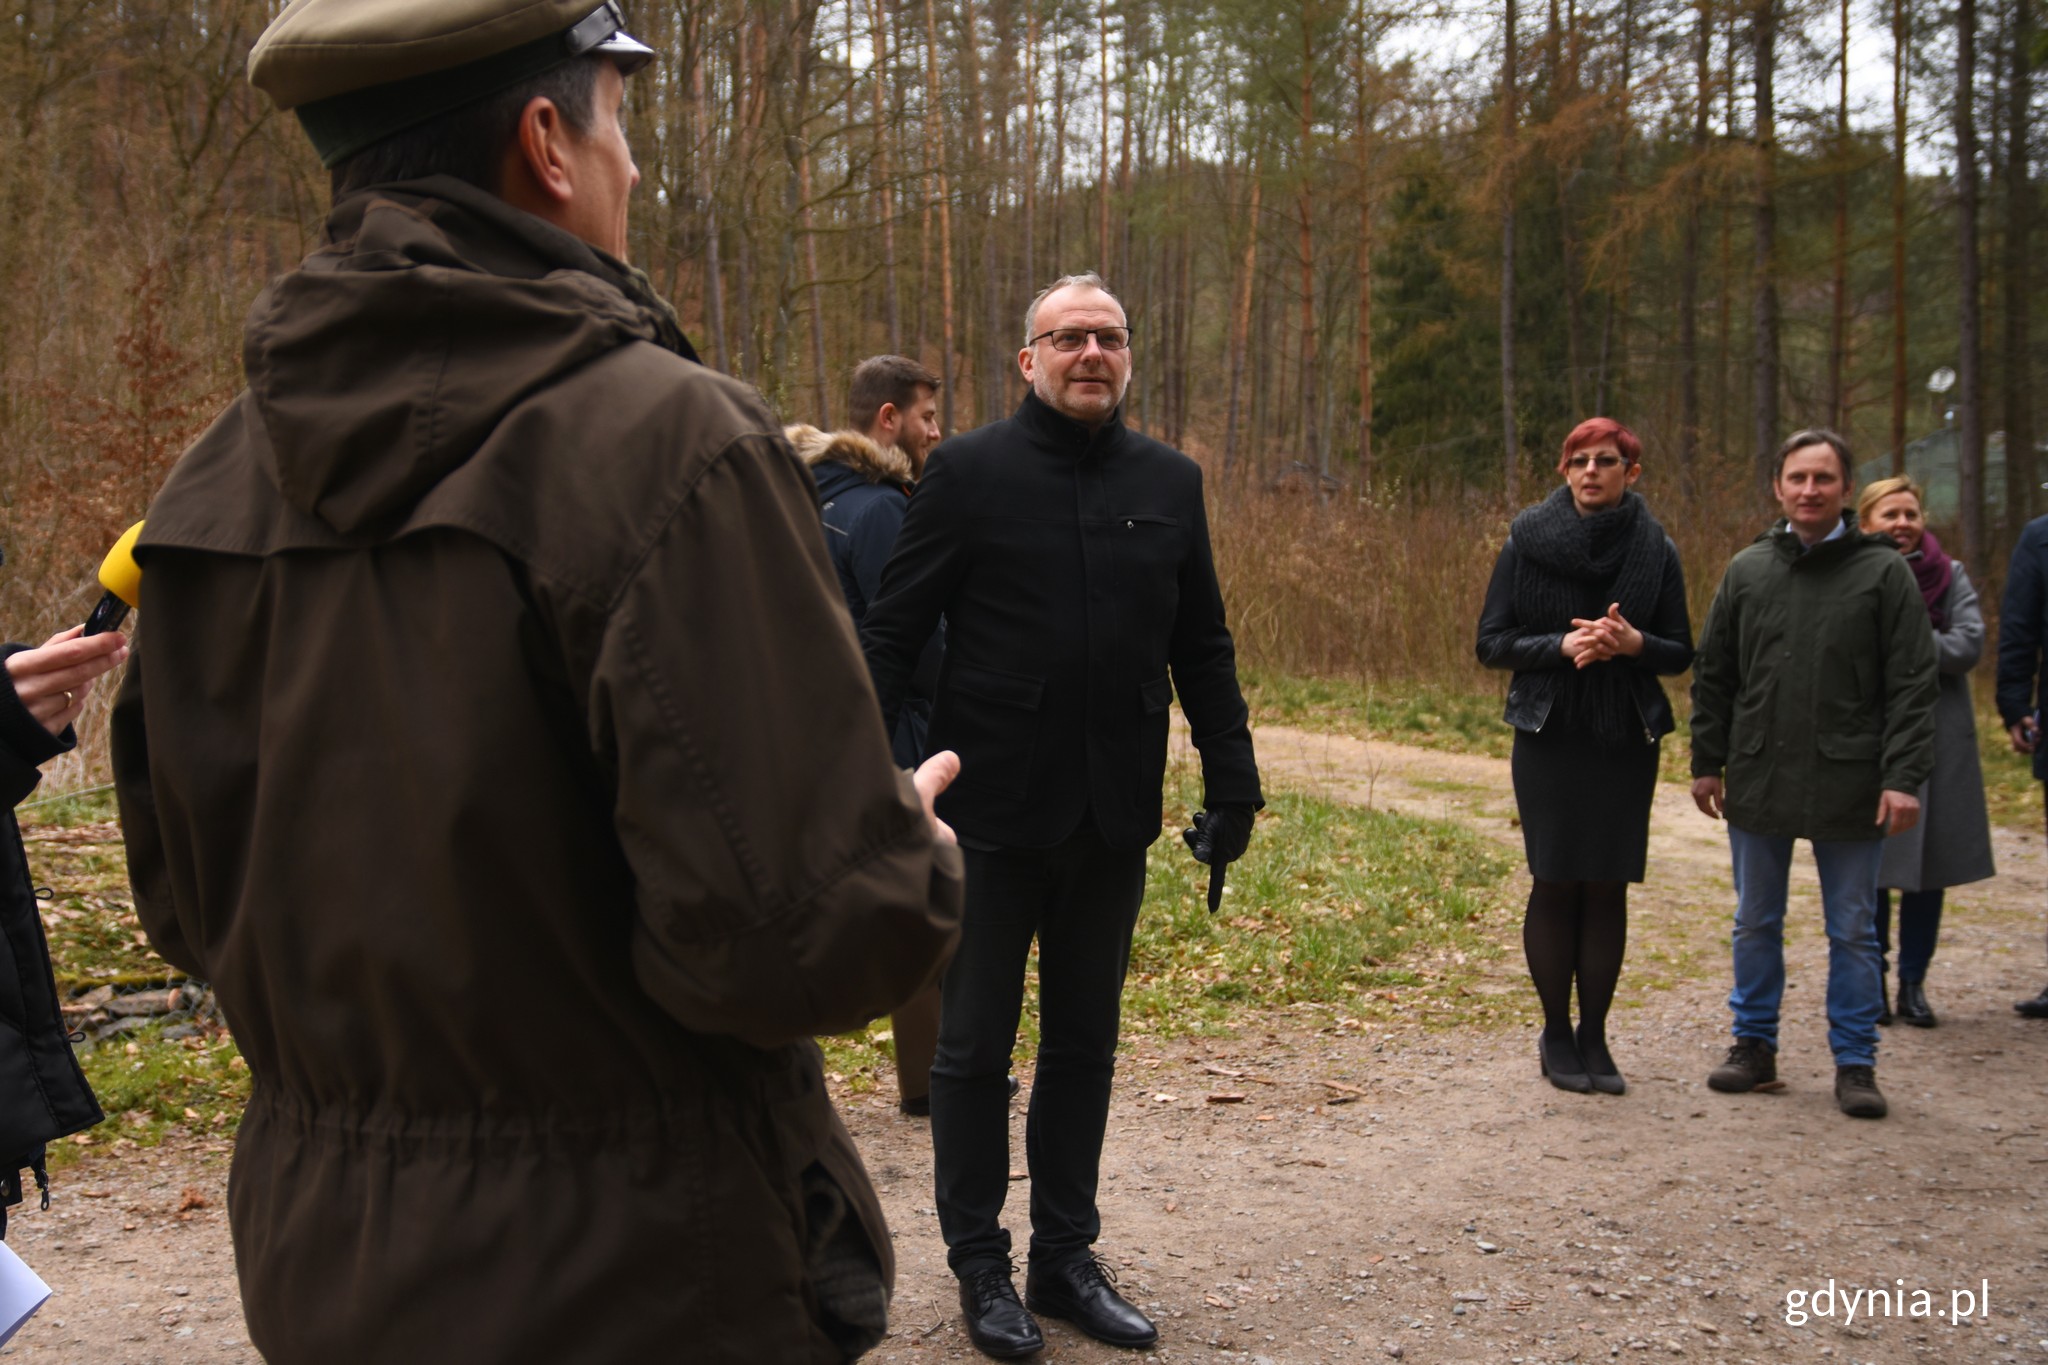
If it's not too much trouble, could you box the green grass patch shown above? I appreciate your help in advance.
[823,765,1516,1089]
[20,817,180,993]
[65,1023,249,1159]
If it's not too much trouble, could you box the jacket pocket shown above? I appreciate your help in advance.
[935,662,1044,799]
[1817,732,1881,761]
[949,662,1044,712]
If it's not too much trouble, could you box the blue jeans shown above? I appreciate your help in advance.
[1726,825,1885,1068]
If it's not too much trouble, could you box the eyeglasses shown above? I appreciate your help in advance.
[1027,326,1132,353]
[1566,453,1628,471]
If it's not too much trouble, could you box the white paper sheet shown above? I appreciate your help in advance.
[0,1239,52,1347]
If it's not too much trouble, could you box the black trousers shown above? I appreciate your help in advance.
[930,827,1147,1274]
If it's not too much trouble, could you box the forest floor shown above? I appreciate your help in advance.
[6,723,2047,1365]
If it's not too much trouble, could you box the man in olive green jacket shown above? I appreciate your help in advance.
[110,4,962,1361]
[1689,430,1937,1120]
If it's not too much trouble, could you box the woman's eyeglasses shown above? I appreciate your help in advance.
[1566,453,1627,471]
[1028,326,1132,352]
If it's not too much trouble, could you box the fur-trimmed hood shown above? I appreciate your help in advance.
[786,424,913,487]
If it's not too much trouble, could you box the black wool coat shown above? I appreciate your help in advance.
[0,647,102,1218]
[862,391,1262,850]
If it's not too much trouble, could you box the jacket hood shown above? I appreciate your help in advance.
[786,425,913,488]
[243,176,695,535]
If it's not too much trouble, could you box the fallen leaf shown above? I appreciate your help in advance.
[1201,1063,1245,1078]
[175,1188,209,1213]
[1153,1093,1178,1103]
[1253,1114,1276,1122]
[1321,1080,1369,1097]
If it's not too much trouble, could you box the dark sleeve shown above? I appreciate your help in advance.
[0,644,73,807]
[1632,537,1695,676]
[1878,558,1940,795]
[1996,529,2044,725]
[845,492,907,620]
[1169,464,1262,810]
[600,434,962,1048]
[110,648,205,979]
[1474,540,1569,671]
[862,451,969,734]
[1687,566,1739,779]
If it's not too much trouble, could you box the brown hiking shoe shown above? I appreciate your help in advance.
[1834,1065,1888,1119]
[1707,1038,1778,1093]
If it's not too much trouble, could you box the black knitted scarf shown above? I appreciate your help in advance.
[1510,487,1667,747]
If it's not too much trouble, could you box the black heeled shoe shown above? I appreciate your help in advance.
[1538,1032,1592,1094]
[1895,978,1936,1028]
[1575,1026,1626,1096]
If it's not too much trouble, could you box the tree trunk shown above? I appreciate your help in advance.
[1023,0,1038,292]
[1827,0,1850,431]
[1891,0,1911,473]
[1501,0,1520,503]
[2003,0,2034,535]
[1594,0,1634,415]
[1957,0,1985,565]
[869,0,902,354]
[1297,6,1321,487]
[692,39,728,370]
[1680,0,1707,490]
[1353,27,1375,487]
[1098,0,1111,272]
[923,0,957,433]
[1751,0,1781,497]
[1225,156,1261,474]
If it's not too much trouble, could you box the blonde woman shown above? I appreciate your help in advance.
[1857,476,1995,1027]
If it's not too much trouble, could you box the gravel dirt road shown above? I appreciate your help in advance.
[8,725,2045,1364]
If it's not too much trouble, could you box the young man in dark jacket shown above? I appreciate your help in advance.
[109,4,962,1361]
[1,623,125,1237]
[1994,513,2048,1019]
[1690,430,1937,1120]
[862,274,1262,1358]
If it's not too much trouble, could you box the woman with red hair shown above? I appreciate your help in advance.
[1477,418,1694,1095]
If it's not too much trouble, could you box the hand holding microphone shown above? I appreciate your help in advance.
[4,522,144,736]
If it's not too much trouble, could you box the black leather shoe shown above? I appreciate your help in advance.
[1575,1025,1626,1096]
[1895,978,1936,1028]
[1024,1255,1158,1349]
[1877,977,1893,1027]
[2014,985,2048,1019]
[1538,1031,1592,1094]
[958,1263,1043,1359]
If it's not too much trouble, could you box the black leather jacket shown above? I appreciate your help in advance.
[1475,536,1695,739]
[0,645,103,1231]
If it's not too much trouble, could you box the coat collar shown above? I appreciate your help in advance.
[1013,388,1128,457]
[786,425,913,486]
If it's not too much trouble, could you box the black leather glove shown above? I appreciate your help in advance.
[1182,805,1257,912]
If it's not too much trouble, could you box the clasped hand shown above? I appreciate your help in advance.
[1561,602,1643,669]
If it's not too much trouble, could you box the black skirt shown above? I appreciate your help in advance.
[1510,723,1660,883]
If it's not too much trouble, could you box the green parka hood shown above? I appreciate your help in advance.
[243,176,694,535]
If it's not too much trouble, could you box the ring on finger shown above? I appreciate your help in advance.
[63,691,73,707]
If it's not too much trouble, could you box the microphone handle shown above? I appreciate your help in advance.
[83,592,130,637]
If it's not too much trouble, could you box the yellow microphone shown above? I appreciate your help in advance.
[84,521,144,636]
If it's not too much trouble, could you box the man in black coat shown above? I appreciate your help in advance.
[862,273,1262,1358]
[1995,513,2048,1020]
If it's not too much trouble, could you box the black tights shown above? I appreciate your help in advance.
[1523,877,1628,1049]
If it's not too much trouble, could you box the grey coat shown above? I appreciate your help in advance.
[1879,561,1997,892]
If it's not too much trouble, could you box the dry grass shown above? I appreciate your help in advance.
[1209,465,1768,698]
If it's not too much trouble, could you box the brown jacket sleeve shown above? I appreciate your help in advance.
[597,431,963,1048]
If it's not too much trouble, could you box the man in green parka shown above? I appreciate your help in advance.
[1689,429,1937,1120]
